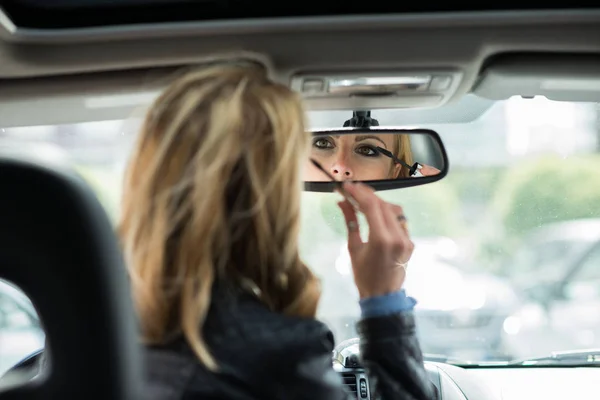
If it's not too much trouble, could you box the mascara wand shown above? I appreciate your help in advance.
[376,146,424,177]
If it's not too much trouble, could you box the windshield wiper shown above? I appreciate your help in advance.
[507,349,600,366]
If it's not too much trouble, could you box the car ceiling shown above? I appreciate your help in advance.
[1,1,597,29]
[1,6,600,127]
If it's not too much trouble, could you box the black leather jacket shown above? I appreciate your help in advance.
[144,286,438,400]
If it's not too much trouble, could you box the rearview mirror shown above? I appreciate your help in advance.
[303,127,448,192]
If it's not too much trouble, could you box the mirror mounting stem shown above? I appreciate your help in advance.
[343,111,380,128]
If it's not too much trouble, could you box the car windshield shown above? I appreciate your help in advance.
[1,94,600,368]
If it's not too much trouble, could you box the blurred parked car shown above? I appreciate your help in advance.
[502,219,600,359]
[322,237,520,361]
[0,280,45,376]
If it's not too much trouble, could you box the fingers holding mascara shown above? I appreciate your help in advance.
[338,198,362,251]
[338,182,414,298]
[419,164,441,177]
[343,182,387,244]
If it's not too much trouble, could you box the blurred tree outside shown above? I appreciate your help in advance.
[444,167,507,272]
[379,180,463,238]
[444,167,505,208]
[475,154,600,273]
[495,154,600,235]
[596,104,600,152]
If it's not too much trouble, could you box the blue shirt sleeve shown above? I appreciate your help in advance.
[359,289,417,318]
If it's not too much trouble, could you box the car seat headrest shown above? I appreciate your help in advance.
[0,146,141,399]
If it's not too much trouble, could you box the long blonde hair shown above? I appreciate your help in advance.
[119,62,321,370]
[391,135,414,178]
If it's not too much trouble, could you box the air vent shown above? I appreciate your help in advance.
[340,372,358,398]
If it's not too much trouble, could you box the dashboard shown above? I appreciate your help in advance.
[337,364,600,400]
[333,342,600,400]
[3,347,600,399]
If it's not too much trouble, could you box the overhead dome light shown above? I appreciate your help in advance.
[291,70,462,110]
[292,72,457,96]
[328,76,432,94]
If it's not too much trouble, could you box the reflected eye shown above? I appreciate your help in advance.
[356,145,379,157]
[313,137,334,149]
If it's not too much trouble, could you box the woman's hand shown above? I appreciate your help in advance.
[337,182,414,299]
[419,164,441,177]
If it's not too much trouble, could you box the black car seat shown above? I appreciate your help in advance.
[0,146,141,399]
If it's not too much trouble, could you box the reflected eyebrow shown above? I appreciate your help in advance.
[354,135,387,148]
[313,135,337,141]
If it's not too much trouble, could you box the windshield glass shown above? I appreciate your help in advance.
[1,95,599,367]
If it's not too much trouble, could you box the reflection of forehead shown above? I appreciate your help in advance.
[346,134,387,148]
[354,135,386,145]
[326,134,389,149]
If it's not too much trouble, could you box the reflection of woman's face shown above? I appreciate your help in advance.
[304,134,400,181]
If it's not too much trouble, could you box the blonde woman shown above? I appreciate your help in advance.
[120,62,438,400]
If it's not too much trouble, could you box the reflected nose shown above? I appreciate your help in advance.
[330,161,353,179]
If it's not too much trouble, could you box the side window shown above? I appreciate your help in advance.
[0,295,35,329]
[0,281,45,377]
[564,245,600,301]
